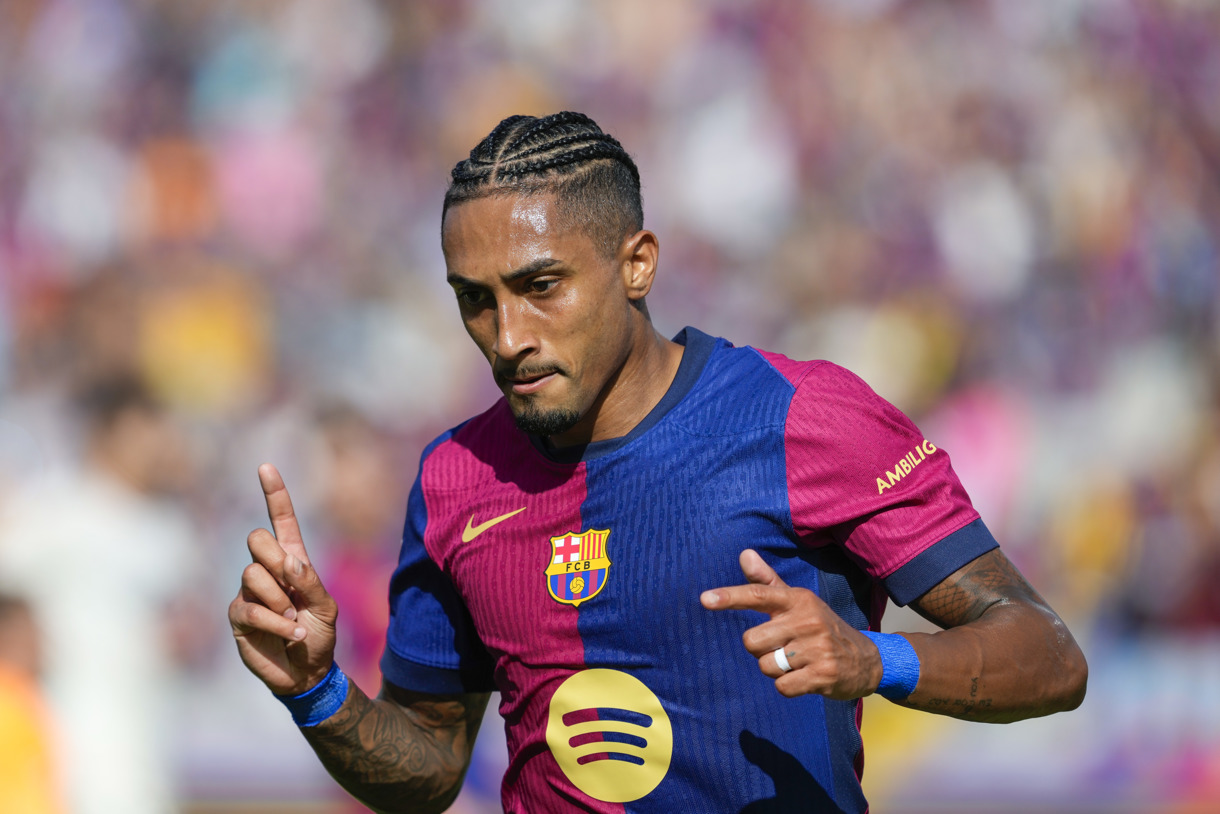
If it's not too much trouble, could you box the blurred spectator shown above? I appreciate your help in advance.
[0,0,1218,809]
[0,377,203,814]
[0,592,64,814]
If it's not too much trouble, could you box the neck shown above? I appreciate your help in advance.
[548,323,684,448]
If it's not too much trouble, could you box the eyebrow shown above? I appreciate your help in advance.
[447,257,561,287]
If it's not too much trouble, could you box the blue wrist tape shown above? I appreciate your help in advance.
[275,662,349,727]
[861,631,921,701]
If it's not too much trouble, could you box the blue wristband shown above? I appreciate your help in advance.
[274,662,349,727]
[861,631,921,701]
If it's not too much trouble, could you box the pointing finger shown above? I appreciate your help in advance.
[740,549,788,589]
[700,582,793,614]
[258,463,310,566]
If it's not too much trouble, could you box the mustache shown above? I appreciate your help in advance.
[493,363,567,384]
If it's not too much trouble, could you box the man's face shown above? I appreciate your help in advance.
[441,192,638,444]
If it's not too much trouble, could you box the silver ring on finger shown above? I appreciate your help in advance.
[774,646,794,674]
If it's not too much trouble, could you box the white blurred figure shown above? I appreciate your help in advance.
[0,378,199,814]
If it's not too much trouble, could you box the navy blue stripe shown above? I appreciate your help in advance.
[381,421,496,695]
[578,752,645,766]
[379,649,489,694]
[883,518,999,606]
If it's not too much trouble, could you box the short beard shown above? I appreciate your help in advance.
[512,402,583,438]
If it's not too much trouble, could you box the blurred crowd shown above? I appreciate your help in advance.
[0,0,1217,811]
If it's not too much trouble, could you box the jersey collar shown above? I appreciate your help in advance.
[530,326,717,464]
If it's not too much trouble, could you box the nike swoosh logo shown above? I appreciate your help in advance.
[461,506,527,542]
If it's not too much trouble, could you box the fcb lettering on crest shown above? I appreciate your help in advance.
[546,529,611,606]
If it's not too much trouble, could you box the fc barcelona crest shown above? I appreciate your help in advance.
[546,528,611,606]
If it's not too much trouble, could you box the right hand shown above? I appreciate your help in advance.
[229,463,339,696]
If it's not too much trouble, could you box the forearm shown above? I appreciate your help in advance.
[299,681,490,814]
[895,601,1087,722]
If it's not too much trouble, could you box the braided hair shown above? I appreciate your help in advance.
[443,112,643,257]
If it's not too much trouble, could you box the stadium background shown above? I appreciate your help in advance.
[0,0,1218,812]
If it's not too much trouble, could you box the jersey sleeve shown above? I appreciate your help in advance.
[782,361,998,606]
[380,463,496,695]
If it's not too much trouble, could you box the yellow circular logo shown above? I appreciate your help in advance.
[546,669,673,803]
[570,576,586,593]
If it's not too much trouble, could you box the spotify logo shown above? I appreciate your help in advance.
[546,669,673,802]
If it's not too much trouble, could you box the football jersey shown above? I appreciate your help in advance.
[381,327,997,813]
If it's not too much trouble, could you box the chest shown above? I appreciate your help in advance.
[422,428,805,666]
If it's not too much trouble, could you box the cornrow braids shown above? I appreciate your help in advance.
[443,112,643,257]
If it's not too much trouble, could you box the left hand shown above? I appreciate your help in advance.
[700,549,884,700]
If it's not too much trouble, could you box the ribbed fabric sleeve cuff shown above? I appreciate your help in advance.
[883,519,999,606]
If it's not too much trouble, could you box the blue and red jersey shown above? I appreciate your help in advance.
[381,328,997,813]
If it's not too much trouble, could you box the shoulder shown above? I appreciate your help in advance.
[742,348,938,497]
[736,345,894,429]
[748,349,879,402]
[746,350,914,438]
[721,340,873,405]
[748,347,833,390]
[662,337,801,436]
[417,399,571,495]
[667,334,872,437]
[418,400,510,464]
[417,400,520,489]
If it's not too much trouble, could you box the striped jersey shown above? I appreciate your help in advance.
[381,327,997,813]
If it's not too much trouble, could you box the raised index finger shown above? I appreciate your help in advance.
[258,463,309,565]
[700,582,791,615]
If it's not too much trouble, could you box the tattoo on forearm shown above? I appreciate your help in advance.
[301,685,490,814]
[922,675,995,718]
[913,550,1041,628]
[924,694,994,718]
[901,550,1082,723]
[404,742,428,774]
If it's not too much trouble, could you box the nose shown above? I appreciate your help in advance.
[492,297,537,362]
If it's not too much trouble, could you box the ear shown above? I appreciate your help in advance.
[618,229,659,302]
